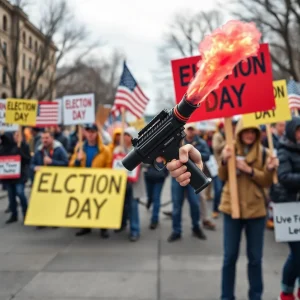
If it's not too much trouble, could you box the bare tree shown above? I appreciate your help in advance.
[0,0,99,99]
[56,52,123,107]
[231,0,300,80]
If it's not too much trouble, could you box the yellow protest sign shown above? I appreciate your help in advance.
[129,118,146,130]
[242,80,291,126]
[25,167,127,228]
[6,98,38,126]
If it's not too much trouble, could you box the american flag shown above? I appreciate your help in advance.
[111,62,149,118]
[287,79,300,109]
[36,101,60,127]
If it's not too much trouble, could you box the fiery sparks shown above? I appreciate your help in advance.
[186,20,261,104]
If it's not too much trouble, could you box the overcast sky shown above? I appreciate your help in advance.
[64,0,220,114]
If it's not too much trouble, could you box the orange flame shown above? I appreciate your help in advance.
[186,20,261,105]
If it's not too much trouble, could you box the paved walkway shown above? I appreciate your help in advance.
[0,179,288,300]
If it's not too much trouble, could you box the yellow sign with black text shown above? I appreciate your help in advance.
[25,167,127,228]
[242,80,291,126]
[5,98,38,126]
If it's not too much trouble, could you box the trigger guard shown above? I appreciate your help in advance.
[153,159,166,171]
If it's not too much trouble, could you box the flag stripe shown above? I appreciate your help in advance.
[36,102,60,126]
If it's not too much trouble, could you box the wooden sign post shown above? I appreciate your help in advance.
[266,124,278,184]
[224,117,240,219]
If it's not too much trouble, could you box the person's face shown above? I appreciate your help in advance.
[114,133,121,144]
[276,122,285,136]
[186,127,195,139]
[124,133,132,146]
[295,127,300,143]
[241,129,257,145]
[13,131,20,143]
[41,133,53,148]
[84,129,98,144]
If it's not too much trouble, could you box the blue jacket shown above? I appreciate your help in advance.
[183,136,210,162]
[31,140,69,171]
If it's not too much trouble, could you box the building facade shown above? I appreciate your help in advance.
[0,0,56,99]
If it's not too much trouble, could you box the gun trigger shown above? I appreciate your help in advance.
[153,159,166,171]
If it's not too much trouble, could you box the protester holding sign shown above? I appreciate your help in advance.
[0,131,31,224]
[69,123,112,238]
[113,127,141,242]
[272,117,300,300]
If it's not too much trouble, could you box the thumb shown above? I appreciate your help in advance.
[179,144,202,165]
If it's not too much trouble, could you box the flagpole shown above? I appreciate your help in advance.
[120,107,126,152]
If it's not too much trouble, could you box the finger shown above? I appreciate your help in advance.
[166,160,183,172]
[176,172,191,184]
[169,165,188,178]
[179,178,190,187]
[179,144,202,165]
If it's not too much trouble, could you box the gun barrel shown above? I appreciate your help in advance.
[122,148,142,171]
[173,95,199,124]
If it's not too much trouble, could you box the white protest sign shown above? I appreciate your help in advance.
[274,202,300,242]
[206,155,218,177]
[63,94,95,125]
[112,154,140,183]
[0,155,21,179]
[0,100,18,132]
[54,98,62,124]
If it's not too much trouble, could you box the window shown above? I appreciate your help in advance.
[23,32,26,44]
[22,53,26,69]
[1,93,7,99]
[29,36,32,49]
[2,67,7,85]
[2,42,7,57]
[34,41,38,52]
[29,57,32,71]
[21,76,25,94]
[3,15,7,31]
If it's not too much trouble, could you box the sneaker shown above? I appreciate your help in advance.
[267,219,274,230]
[75,228,91,236]
[192,227,207,240]
[100,229,109,239]
[212,212,219,219]
[5,215,18,224]
[167,232,181,242]
[149,222,158,230]
[279,292,295,300]
[36,226,46,230]
[129,234,140,242]
[4,207,10,214]
[203,219,216,231]
[163,211,172,218]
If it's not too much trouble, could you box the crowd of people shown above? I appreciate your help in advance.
[0,115,299,300]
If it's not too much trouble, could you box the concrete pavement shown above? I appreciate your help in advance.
[0,179,288,300]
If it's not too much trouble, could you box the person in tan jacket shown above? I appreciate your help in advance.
[162,119,278,300]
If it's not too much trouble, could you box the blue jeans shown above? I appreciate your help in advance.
[145,179,164,223]
[281,242,300,293]
[6,183,28,218]
[213,176,223,213]
[221,214,265,300]
[171,178,200,234]
[122,184,140,236]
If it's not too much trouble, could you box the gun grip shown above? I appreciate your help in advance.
[185,159,212,194]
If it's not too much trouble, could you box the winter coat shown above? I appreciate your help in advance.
[212,131,226,165]
[144,163,168,182]
[69,134,112,168]
[67,131,78,155]
[31,140,69,171]
[54,132,68,151]
[0,133,31,183]
[218,119,274,219]
[272,117,300,203]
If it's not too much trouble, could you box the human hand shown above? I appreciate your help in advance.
[157,144,203,187]
[236,159,252,174]
[77,150,84,161]
[221,145,233,163]
[34,166,41,172]
[267,155,279,171]
[43,156,52,165]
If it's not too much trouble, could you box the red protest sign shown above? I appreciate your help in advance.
[171,43,275,121]
[0,155,21,179]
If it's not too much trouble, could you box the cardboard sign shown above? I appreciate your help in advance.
[0,100,18,131]
[25,167,127,228]
[112,153,140,183]
[63,93,95,125]
[205,155,218,178]
[171,44,275,121]
[242,80,291,126]
[0,155,21,179]
[274,202,300,242]
[6,98,38,126]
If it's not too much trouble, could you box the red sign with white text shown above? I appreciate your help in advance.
[171,43,275,121]
[0,155,21,179]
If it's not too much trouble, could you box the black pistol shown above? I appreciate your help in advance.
[122,95,212,194]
